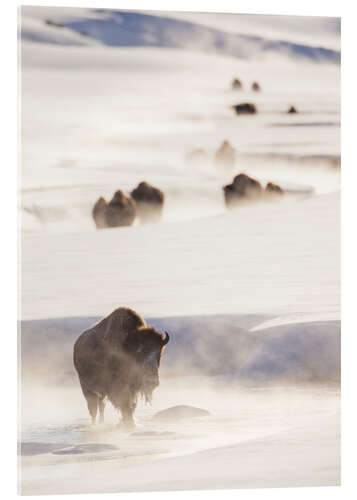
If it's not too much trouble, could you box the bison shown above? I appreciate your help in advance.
[287,105,297,114]
[105,190,136,228]
[231,78,243,90]
[251,81,261,92]
[92,196,108,229]
[73,307,170,428]
[214,140,236,169]
[223,173,262,208]
[265,182,284,196]
[130,181,164,225]
[232,103,257,115]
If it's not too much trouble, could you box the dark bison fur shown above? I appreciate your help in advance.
[287,105,298,114]
[265,182,284,196]
[130,181,164,225]
[233,103,257,115]
[223,173,263,208]
[214,140,236,168]
[92,196,108,229]
[232,78,243,90]
[105,190,136,228]
[73,307,170,427]
[251,81,261,92]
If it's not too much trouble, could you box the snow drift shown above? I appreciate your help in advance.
[20,314,340,388]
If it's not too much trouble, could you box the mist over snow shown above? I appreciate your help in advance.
[19,6,340,495]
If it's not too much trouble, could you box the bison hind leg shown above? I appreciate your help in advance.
[86,392,98,425]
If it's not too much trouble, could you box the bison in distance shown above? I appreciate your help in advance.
[92,190,136,229]
[130,181,165,225]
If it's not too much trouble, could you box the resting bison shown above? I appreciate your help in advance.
[223,173,262,208]
[105,190,136,228]
[251,81,261,92]
[231,78,243,90]
[130,181,164,225]
[214,140,236,169]
[265,182,284,196]
[73,307,170,428]
[233,103,257,115]
[92,196,108,229]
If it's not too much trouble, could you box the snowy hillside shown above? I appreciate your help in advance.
[21,7,340,63]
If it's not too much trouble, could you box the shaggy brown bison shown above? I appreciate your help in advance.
[265,182,284,196]
[214,140,236,168]
[105,190,136,228]
[130,181,164,224]
[92,196,108,229]
[251,81,261,92]
[223,173,262,208]
[73,307,170,428]
[233,103,257,115]
[231,78,243,90]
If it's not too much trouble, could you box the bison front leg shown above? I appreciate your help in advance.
[113,391,137,429]
[98,397,106,424]
[120,405,136,429]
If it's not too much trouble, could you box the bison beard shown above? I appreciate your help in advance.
[73,307,169,428]
[141,383,154,404]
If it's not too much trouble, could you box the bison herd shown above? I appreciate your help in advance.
[223,174,283,209]
[231,77,298,115]
[92,171,284,229]
[90,74,297,230]
[92,182,165,229]
[231,78,261,92]
[92,141,286,229]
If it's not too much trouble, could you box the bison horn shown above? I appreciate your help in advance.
[162,331,170,345]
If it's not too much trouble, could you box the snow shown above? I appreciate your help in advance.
[20,405,339,495]
[18,6,340,496]
[21,192,339,321]
[20,39,339,233]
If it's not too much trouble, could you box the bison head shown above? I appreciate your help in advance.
[124,327,170,403]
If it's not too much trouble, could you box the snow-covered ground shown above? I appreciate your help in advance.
[19,6,340,495]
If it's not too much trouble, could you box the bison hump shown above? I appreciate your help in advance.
[106,307,146,336]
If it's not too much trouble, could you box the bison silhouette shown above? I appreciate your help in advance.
[223,173,263,208]
[130,181,164,225]
[92,191,136,229]
[214,140,236,169]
